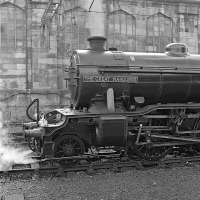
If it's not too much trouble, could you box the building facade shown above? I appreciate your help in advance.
[1,0,200,132]
[50,0,200,54]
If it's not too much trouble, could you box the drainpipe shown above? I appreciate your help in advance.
[105,0,110,47]
[25,0,29,90]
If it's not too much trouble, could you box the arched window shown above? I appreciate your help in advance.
[41,23,51,50]
[63,6,89,52]
[146,12,174,52]
[0,2,25,50]
[108,9,136,51]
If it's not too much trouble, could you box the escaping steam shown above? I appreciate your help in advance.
[80,0,105,36]
[0,112,33,171]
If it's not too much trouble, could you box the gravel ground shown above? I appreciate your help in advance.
[1,166,200,200]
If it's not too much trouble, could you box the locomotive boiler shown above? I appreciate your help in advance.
[24,36,200,160]
[69,36,200,110]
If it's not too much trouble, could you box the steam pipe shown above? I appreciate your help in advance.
[26,98,40,123]
[25,0,28,89]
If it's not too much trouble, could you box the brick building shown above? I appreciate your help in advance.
[1,0,200,131]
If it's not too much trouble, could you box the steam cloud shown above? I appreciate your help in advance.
[0,112,33,171]
[80,0,105,36]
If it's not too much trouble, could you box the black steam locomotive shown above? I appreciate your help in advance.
[24,36,200,160]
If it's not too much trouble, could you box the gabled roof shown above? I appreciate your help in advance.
[0,1,24,11]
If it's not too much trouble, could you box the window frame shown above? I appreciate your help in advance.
[0,2,25,51]
[107,9,136,52]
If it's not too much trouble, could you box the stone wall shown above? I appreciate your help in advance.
[0,0,68,133]
[0,0,27,127]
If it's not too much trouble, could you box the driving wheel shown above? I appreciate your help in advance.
[54,135,85,157]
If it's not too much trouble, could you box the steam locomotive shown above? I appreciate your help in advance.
[24,36,200,160]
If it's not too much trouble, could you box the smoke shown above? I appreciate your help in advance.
[80,0,105,36]
[0,112,33,171]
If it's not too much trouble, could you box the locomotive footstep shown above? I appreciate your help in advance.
[112,163,121,173]
[135,161,144,170]
[86,164,96,175]
[32,169,40,180]
[55,166,65,177]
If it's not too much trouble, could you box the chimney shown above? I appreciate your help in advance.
[87,36,106,51]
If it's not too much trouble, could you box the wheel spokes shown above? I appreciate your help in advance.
[55,135,85,157]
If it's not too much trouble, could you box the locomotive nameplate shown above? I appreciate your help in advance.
[83,74,138,83]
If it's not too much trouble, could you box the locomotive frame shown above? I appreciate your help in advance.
[24,101,200,160]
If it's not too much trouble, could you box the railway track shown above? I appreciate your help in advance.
[3,132,200,177]
[1,154,200,180]
[3,133,200,179]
